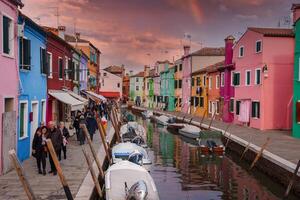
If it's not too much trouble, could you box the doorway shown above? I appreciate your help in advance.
[30,102,39,154]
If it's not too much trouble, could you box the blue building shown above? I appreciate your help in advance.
[17,14,48,161]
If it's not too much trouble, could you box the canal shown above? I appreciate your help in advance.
[129,112,298,200]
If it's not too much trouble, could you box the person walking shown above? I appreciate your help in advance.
[78,115,86,145]
[32,127,47,175]
[86,113,98,141]
[47,121,63,175]
[58,122,70,160]
[73,111,81,141]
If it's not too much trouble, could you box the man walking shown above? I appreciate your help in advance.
[47,121,63,175]
[58,122,70,160]
[73,111,81,141]
[86,113,98,141]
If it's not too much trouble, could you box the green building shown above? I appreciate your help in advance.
[292,4,300,138]
[160,62,175,111]
[144,69,155,108]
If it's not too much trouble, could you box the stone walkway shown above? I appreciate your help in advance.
[133,106,300,166]
[0,126,108,200]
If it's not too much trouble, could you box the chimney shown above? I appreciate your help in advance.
[292,4,300,24]
[224,35,235,66]
[183,45,190,56]
[58,26,66,40]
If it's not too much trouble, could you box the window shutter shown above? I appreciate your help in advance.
[19,38,23,68]
[191,97,194,106]
[257,102,260,118]
[296,102,300,123]
[40,48,43,73]
[252,102,255,117]
[3,16,10,54]
[23,39,31,69]
[43,49,48,74]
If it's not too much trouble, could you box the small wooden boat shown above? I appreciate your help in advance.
[198,130,225,154]
[105,161,160,200]
[141,110,153,118]
[178,124,201,139]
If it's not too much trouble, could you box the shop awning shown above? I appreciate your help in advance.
[63,89,89,105]
[82,90,106,103]
[49,90,85,111]
[99,91,120,98]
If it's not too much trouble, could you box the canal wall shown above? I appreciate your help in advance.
[132,106,300,197]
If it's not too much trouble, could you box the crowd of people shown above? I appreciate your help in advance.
[31,100,110,176]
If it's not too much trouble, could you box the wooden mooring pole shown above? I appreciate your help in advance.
[97,120,112,164]
[199,109,207,127]
[208,110,216,130]
[9,149,37,200]
[46,139,73,200]
[284,159,300,198]
[82,124,105,178]
[249,137,270,170]
[82,148,103,198]
[224,123,232,148]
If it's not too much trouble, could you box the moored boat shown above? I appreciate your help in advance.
[178,124,201,139]
[141,110,153,118]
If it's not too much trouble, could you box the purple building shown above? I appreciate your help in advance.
[219,36,235,122]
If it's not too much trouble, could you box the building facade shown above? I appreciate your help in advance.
[122,74,130,100]
[174,60,183,111]
[160,64,175,111]
[232,27,294,130]
[17,13,47,161]
[100,69,122,99]
[129,72,144,103]
[0,0,23,175]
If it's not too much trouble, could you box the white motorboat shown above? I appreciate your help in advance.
[112,142,152,166]
[141,110,153,118]
[178,124,201,139]
[120,122,147,146]
[167,123,185,131]
[152,115,174,126]
[105,161,160,200]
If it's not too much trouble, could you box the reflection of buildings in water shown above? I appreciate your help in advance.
[146,123,153,148]
[159,131,174,165]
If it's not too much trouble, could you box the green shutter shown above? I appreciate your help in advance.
[19,38,23,68]
[20,103,25,138]
[3,16,10,54]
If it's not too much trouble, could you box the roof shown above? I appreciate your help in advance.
[131,71,144,77]
[65,34,90,43]
[192,67,207,75]
[248,27,294,37]
[292,4,300,10]
[19,13,46,35]
[206,61,225,73]
[189,47,225,57]
[156,60,172,64]
[9,0,24,7]
[43,27,75,51]
[104,65,124,74]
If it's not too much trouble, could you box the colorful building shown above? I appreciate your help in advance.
[99,69,122,100]
[144,68,155,108]
[122,74,130,100]
[79,50,89,91]
[17,13,48,161]
[219,36,235,123]
[129,71,144,103]
[174,59,183,111]
[292,4,300,138]
[160,63,175,111]
[232,27,294,130]
[181,46,225,113]
[207,61,224,120]
[0,0,23,175]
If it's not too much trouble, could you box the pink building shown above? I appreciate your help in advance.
[232,27,294,130]
[0,0,24,174]
[181,46,191,113]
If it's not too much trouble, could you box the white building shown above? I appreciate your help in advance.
[100,69,122,99]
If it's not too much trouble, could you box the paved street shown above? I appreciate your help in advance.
[0,129,104,200]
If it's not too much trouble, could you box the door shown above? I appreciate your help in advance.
[211,101,217,116]
[30,102,39,155]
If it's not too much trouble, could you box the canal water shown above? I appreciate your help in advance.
[130,113,297,200]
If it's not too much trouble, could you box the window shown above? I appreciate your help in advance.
[58,58,63,79]
[136,78,139,82]
[245,70,251,86]
[175,65,178,72]
[41,100,46,123]
[230,98,234,113]
[47,52,53,78]
[236,101,241,115]
[216,75,220,89]
[174,80,178,89]
[196,77,201,86]
[104,72,107,76]
[40,48,47,75]
[209,101,212,113]
[65,57,69,80]
[75,63,80,81]
[252,101,260,118]
[255,68,261,85]
[179,64,182,71]
[239,46,244,57]
[136,86,139,91]
[208,77,212,89]
[179,79,182,88]
[256,40,262,53]
[179,98,182,107]
[19,38,31,70]
[3,15,14,56]
[296,101,300,123]
[221,73,225,87]
[199,97,204,107]
[233,72,240,86]
[19,101,28,139]
[195,97,199,107]
[216,101,220,114]
[117,83,120,88]
[4,98,14,112]
[191,97,194,106]
[191,78,195,86]
[203,75,206,86]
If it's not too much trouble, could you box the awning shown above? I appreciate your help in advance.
[49,90,85,111]
[63,89,89,105]
[82,90,106,103]
[99,91,120,98]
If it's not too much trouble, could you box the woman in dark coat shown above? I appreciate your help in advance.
[32,126,48,175]
[86,113,98,141]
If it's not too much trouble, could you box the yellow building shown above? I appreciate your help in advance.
[191,68,208,117]
[174,60,183,112]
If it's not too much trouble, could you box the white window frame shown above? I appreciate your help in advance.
[2,13,14,58]
[216,75,220,89]
[65,57,69,80]
[41,99,46,124]
[47,52,53,78]
[245,70,251,86]
[208,100,212,114]
[255,68,261,85]
[239,46,244,57]
[221,72,225,87]
[234,71,241,87]
[58,57,63,80]
[255,40,262,53]
[19,100,29,140]
[208,76,212,90]
[216,100,220,115]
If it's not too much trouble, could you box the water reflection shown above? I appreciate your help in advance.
[142,119,281,200]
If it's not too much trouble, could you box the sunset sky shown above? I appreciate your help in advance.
[22,0,294,72]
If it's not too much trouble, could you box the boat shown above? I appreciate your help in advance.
[112,142,152,166]
[105,161,160,200]
[141,110,153,118]
[120,122,147,147]
[167,123,185,131]
[197,130,225,154]
[151,115,176,126]
[178,124,201,139]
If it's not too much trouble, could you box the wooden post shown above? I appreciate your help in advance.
[9,150,36,200]
[188,109,197,124]
[240,141,251,160]
[224,123,232,148]
[199,109,207,127]
[284,159,300,197]
[108,110,119,142]
[46,139,73,200]
[249,137,271,170]
[82,148,103,198]
[96,119,112,164]
[111,109,121,142]
[208,110,216,130]
[81,124,105,178]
